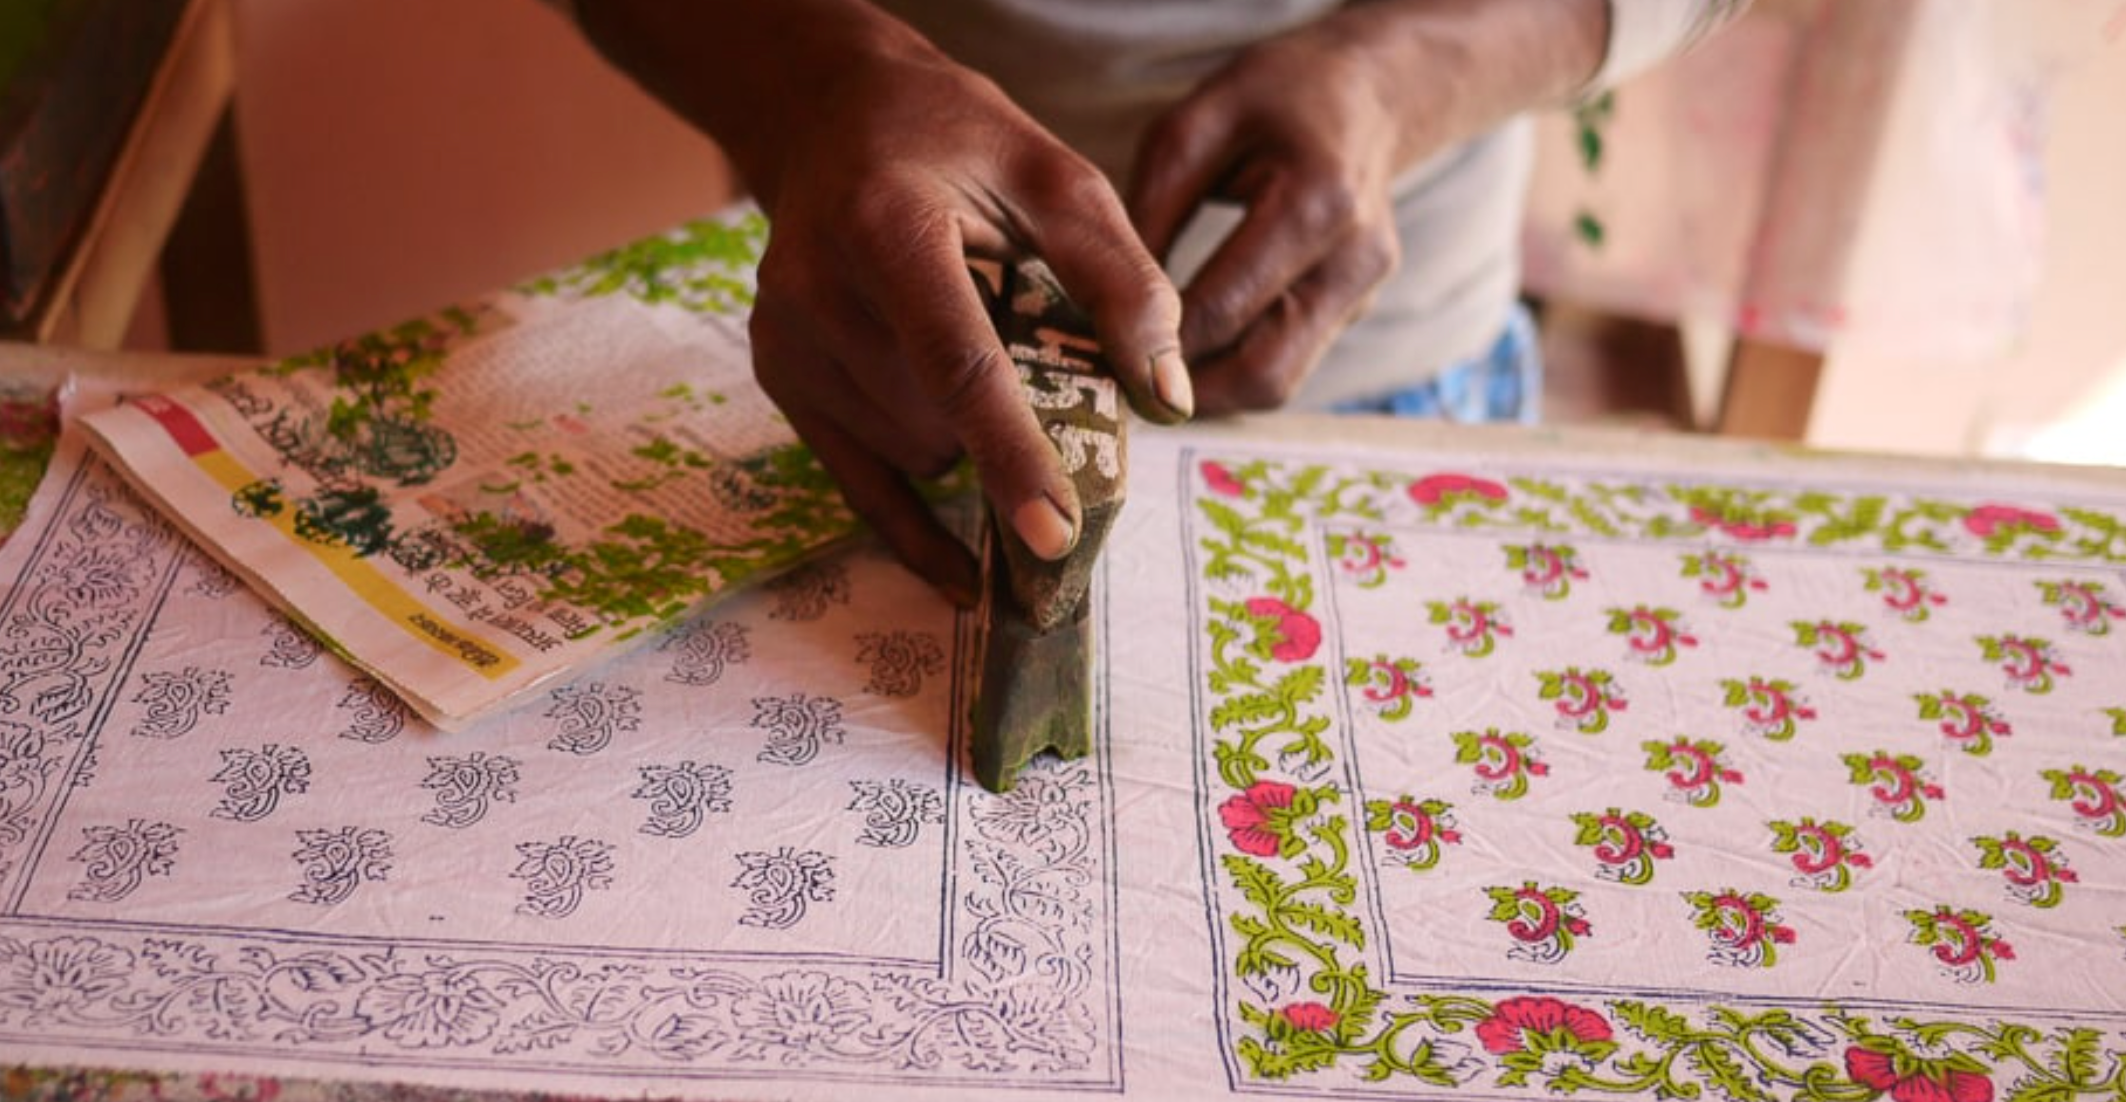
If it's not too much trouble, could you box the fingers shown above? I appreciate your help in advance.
[1190,233,1393,415]
[779,401,983,609]
[1126,96,1238,263]
[853,213,1084,563]
[1174,165,1357,361]
[754,291,964,479]
[1010,152,1194,425]
[1129,89,1370,365]
[752,276,977,606]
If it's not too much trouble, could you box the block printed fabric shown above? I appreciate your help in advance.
[1,417,2123,1101]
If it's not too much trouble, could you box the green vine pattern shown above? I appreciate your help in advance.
[517,212,768,315]
[447,443,852,638]
[19,1009,2126,1102]
[1189,453,2126,1093]
[235,213,857,640]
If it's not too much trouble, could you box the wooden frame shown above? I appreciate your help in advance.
[20,0,256,352]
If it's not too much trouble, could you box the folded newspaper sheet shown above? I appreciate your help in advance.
[80,208,865,728]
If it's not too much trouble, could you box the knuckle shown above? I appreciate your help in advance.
[839,180,908,234]
[923,341,1016,421]
[841,187,947,269]
[1289,176,1358,238]
[1353,228,1399,284]
[1017,152,1127,234]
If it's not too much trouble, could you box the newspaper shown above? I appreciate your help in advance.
[80,207,867,728]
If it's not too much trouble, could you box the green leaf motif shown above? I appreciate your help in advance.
[1686,1036,1773,1102]
[1613,1000,1692,1045]
[1283,900,1366,949]
[1721,679,1752,708]
[1273,664,1325,708]
[1224,854,1288,910]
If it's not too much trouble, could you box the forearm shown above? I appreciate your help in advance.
[569,0,950,201]
[1316,0,1609,174]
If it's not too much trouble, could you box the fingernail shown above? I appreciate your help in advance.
[1152,347,1194,421]
[1012,493,1078,561]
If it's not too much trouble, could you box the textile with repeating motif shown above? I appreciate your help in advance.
[2,400,2124,1099]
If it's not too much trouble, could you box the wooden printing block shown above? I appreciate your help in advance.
[988,260,1126,631]
[966,258,1125,791]
[970,532,1093,793]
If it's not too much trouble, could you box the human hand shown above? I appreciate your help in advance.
[576,0,1191,605]
[1127,0,1606,413]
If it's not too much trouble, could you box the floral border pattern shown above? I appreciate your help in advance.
[1188,453,2126,1097]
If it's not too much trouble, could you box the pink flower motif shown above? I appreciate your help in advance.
[1409,473,1509,507]
[1381,800,1460,850]
[1962,504,2060,539]
[1245,597,1321,662]
[1219,781,1296,858]
[1689,506,1797,542]
[1279,1001,1340,1033]
[1845,1046,1994,1102]
[1475,996,1613,1054]
[1201,461,1246,498]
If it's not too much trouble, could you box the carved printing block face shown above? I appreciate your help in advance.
[991,262,1127,634]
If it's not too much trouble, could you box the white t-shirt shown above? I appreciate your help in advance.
[555,0,1744,407]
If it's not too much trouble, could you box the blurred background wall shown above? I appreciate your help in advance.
[229,0,732,352]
